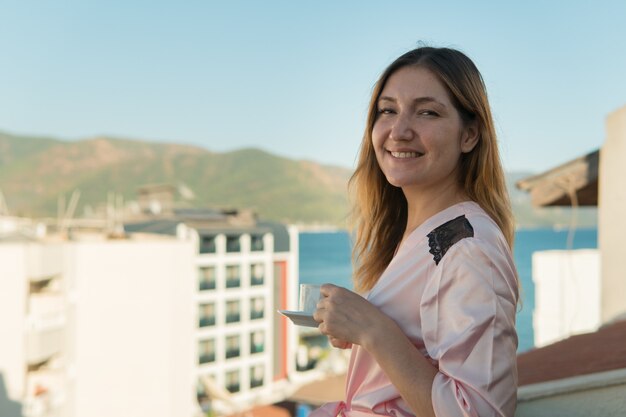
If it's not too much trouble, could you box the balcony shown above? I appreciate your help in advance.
[225,313,240,324]
[250,310,264,320]
[198,353,216,365]
[24,368,64,417]
[250,235,264,252]
[199,317,216,328]
[27,244,63,283]
[250,378,264,389]
[226,348,240,359]
[226,236,241,253]
[225,277,240,289]
[25,314,65,365]
[199,236,216,254]
[198,280,216,291]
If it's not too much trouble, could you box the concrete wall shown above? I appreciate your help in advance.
[0,243,27,416]
[532,249,601,347]
[516,370,626,417]
[599,104,626,323]
[66,239,196,417]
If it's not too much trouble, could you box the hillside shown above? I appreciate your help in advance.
[0,131,597,228]
[0,132,350,224]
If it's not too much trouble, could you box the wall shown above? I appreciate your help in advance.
[66,238,196,417]
[599,104,626,323]
[532,249,601,347]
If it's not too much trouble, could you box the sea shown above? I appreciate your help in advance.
[298,228,598,353]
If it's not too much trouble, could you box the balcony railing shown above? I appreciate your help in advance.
[226,383,240,393]
[250,343,264,354]
[26,314,65,365]
[250,276,264,286]
[198,353,216,364]
[199,280,216,291]
[250,310,264,320]
[226,277,240,288]
[226,313,240,323]
[199,317,216,328]
[250,378,264,389]
[226,349,240,359]
[250,236,264,252]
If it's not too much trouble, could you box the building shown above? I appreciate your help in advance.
[0,222,197,417]
[516,320,626,416]
[124,207,302,415]
[517,103,626,345]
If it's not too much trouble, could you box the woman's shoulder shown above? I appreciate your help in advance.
[425,201,509,266]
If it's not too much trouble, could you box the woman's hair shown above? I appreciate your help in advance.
[350,46,514,293]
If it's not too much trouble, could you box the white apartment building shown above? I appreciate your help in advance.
[0,228,197,417]
[125,209,301,416]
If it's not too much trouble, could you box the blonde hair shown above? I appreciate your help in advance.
[350,47,514,293]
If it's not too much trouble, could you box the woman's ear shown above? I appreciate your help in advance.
[460,122,479,153]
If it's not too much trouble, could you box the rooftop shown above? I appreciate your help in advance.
[518,319,626,386]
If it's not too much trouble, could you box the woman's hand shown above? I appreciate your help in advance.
[313,283,393,349]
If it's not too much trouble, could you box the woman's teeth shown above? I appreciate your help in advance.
[391,151,421,158]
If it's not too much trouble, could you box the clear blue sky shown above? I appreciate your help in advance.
[2,0,625,173]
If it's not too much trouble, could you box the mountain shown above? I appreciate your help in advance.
[0,132,350,224]
[0,131,597,228]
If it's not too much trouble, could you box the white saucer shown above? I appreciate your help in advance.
[278,310,318,327]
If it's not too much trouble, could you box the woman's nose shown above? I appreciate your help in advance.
[388,114,414,141]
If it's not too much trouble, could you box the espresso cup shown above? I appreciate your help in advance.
[299,284,322,314]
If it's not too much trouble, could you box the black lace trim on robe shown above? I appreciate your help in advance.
[427,215,474,265]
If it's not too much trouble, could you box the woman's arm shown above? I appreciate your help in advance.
[315,284,438,417]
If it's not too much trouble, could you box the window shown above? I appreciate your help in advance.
[250,263,264,286]
[198,303,216,328]
[225,370,240,393]
[226,235,241,253]
[250,297,264,320]
[251,235,264,252]
[250,364,264,389]
[226,265,240,288]
[225,300,240,324]
[198,339,215,364]
[225,335,240,359]
[198,267,216,291]
[200,236,216,254]
[250,330,265,354]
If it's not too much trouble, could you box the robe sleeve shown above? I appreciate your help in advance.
[420,238,518,417]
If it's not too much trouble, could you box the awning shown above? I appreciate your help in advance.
[515,149,599,207]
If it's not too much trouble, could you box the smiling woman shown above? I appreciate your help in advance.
[311,47,519,417]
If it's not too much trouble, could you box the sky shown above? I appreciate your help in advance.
[1,0,626,173]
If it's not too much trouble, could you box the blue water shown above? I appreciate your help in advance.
[299,228,598,352]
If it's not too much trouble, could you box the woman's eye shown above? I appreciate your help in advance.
[419,109,439,117]
[378,108,395,115]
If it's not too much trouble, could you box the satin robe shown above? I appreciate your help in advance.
[311,201,519,417]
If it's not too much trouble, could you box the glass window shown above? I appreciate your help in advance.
[250,263,264,286]
[226,235,241,253]
[250,297,264,320]
[225,370,240,393]
[250,364,264,389]
[250,330,265,354]
[199,236,216,254]
[198,339,215,364]
[225,335,240,359]
[225,300,240,324]
[198,267,216,291]
[251,235,264,252]
[226,265,240,288]
[198,303,216,328]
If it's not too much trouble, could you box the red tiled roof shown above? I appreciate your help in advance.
[517,319,626,386]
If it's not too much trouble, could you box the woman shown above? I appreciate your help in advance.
[312,47,519,417]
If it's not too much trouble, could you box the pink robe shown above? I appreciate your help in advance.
[312,201,519,417]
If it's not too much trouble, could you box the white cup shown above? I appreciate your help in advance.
[299,284,321,314]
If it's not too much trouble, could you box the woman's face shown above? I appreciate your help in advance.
[372,65,477,193]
